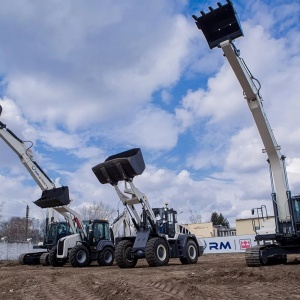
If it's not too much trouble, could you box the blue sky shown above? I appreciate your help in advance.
[0,0,299,226]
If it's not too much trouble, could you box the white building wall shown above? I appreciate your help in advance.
[1,235,258,260]
[0,241,44,260]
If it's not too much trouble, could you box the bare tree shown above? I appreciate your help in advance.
[0,217,43,243]
[79,200,116,223]
[189,210,202,223]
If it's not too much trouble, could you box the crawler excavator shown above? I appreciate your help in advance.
[92,148,204,268]
[193,0,300,266]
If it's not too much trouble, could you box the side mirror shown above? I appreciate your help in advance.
[251,209,255,215]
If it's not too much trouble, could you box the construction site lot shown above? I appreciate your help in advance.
[1,253,300,300]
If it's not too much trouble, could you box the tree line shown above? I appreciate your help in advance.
[0,200,116,243]
[190,210,230,228]
[0,199,230,243]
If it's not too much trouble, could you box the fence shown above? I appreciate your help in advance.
[0,240,44,260]
[199,234,256,254]
[0,234,257,260]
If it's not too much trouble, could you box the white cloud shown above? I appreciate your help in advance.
[0,1,299,228]
[2,1,195,133]
[110,106,179,150]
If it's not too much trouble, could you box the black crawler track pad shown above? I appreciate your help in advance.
[34,186,70,208]
[192,0,243,49]
[92,148,145,185]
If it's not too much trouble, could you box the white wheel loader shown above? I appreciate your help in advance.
[92,148,204,268]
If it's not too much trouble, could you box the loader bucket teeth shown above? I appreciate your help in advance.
[192,0,243,49]
[34,186,70,208]
[92,148,145,185]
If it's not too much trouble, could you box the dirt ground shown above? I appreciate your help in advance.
[1,253,300,300]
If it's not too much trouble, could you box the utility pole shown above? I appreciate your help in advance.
[25,204,29,240]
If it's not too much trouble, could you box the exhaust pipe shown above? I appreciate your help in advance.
[92,148,145,185]
[34,186,70,208]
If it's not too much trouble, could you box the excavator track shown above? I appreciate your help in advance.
[245,245,264,267]
[18,252,44,265]
[40,252,50,266]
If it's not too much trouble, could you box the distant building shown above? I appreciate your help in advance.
[182,222,236,238]
[183,215,276,237]
[213,225,236,237]
[182,222,214,238]
[235,216,275,235]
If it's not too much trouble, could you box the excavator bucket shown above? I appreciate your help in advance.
[92,148,145,185]
[34,186,70,208]
[192,0,243,49]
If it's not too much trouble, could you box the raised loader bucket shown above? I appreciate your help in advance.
[192,0,243,49]
[34,186,70,208]
[92,148,145,185]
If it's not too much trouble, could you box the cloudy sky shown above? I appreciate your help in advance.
[0,0,299,226]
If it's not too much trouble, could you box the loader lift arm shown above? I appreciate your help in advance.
[193,0,300,266]
[0,105,71,213]
[92,148,157,232]
[110,208,136,244]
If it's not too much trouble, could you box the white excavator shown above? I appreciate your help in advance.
[0,104,120,267]
[92,148,204,268]
[193,0,300,266]
[0,104,77,265]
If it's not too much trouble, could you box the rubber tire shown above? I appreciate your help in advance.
[115,240,138,268]
[49,246,65,267]
[40,252,50,266]
[145,237,169,267]
[98,247,114,266]
[180,240,198,265]
[69,245,90,268]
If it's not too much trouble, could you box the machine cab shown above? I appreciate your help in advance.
[153,205,177,238]
[84,219,111,246]
[45,221,74,247]
[292,195,300,232]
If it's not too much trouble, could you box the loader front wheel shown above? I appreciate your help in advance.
[70,245,90,268]
[98,247,114,266]
[49,246,65,267]
[145,237,169,267]
[115,240,137,268]
[180,239,198,264]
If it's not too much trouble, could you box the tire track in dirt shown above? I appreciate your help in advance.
[1,254,300,299]
[34,271,101,300]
